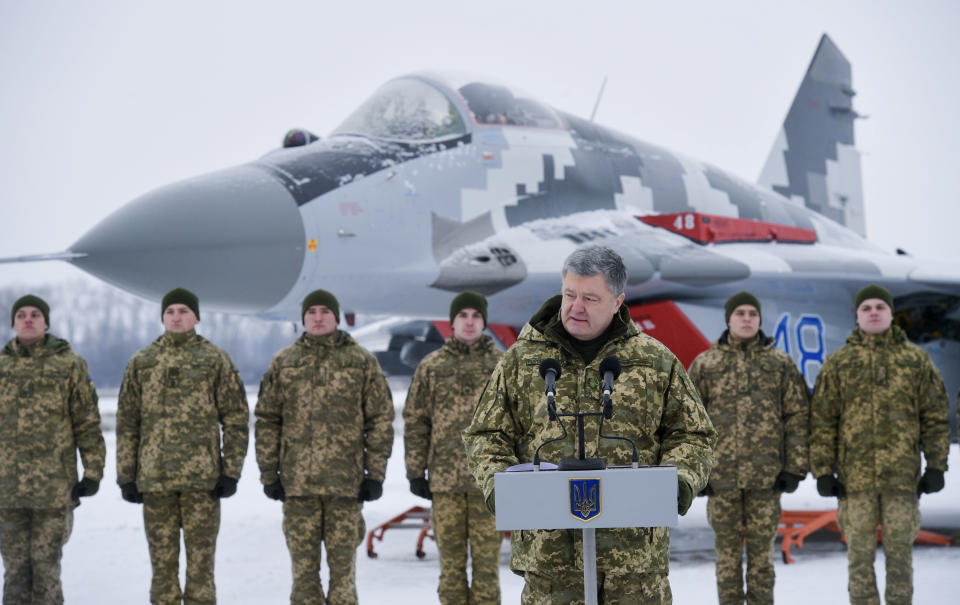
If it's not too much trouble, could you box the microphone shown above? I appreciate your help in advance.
[599,356,621,419]
[539,358,562,420]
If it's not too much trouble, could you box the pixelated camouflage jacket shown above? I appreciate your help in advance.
[688,330,809,490]
[255,330,394,497]
[116,330,249,493]
[810,326,949,494]
[403,335,502,493]
[0,335,105,508]
[463,296,716,575]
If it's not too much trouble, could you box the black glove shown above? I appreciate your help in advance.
[358,478,383,502]
[775,472,804,494]
[211,475,238,499]
[409,477,432,500]
[120,481,144,504]
[918,468,945,496]
[697,483,714,497]
[71,477,100,500]
[678,479,694,515]
[264,480,285,501]
[816,475,846,499]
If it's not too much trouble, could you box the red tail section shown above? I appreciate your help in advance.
[628,300,710,368]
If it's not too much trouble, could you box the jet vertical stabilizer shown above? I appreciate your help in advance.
[758,34,866,236]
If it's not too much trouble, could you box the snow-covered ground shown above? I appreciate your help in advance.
[13,390,960,603]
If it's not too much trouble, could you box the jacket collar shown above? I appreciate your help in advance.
[523,295,636,359]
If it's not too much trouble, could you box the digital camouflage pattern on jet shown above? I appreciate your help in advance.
[5,35,958,439]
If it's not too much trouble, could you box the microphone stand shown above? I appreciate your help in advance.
[533,355,637,605]
[556,411,607,471]
[538,392,639,605]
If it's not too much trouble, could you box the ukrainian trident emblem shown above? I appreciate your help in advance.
[569,478,602,522]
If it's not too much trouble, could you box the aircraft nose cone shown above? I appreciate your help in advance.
[71,164,305,313]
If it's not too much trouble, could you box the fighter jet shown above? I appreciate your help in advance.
[3,35,958,434]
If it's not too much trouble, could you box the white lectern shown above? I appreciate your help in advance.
[494,464,678,605]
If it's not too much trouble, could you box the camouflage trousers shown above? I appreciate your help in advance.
[836,491,920,605]
[0,507,73,605]
[707,489,780,605]
[431,492,502,605]
[520,570,671,604]
[282,496,365,605]
[143,491,221,605]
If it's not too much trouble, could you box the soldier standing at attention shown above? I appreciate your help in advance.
[0,295,105,604]
[116,287,249,605]
[688,292,809,605]
[811,284,949,605]
[403,291,503,605]
[255,289,394,605]
[464,245,716,604]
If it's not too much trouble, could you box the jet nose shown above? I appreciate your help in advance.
[70,164,305,313]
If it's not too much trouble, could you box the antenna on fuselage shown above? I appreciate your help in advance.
[589,76,608,122]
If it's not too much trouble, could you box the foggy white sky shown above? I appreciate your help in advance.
[1,0,957,287]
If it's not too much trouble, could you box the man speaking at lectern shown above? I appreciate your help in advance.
[464,245,716,604]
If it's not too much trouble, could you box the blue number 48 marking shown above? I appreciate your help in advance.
[773,313,824,387]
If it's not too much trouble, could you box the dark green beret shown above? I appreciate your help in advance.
[724,291,761,325]
[161,287,200,320]
[11,294,50,327]
[450,291,488,325]
[302,289,340,324]
[855,285,893,311]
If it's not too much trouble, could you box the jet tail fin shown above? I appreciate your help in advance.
[758,34,866,236]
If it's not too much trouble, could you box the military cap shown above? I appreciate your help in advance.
[302,289,340,324]
[161,287,200,320]
[450,291,488,326]
[855,284,893,311]
[11,294,50,327]
[724,291,761,325]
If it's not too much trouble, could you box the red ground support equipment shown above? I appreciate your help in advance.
[367,506,513,560]
[778,509,953,564]
[366,506,432,559]
[415,525,436,559]
[778,509,842,564]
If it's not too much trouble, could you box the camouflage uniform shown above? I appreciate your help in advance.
[117,330,249,605]
[255,331,394,604]
[0,335,105,605]
[810,326,949,605]
[688,331,809,605]
[403,335,503,605]
[464,297,716,604]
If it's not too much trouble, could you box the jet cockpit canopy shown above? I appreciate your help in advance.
[331,73,562,143]
[447,75,562,129]
[332,77,467,142]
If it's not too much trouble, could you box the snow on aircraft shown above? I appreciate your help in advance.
[3,34,958,436]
